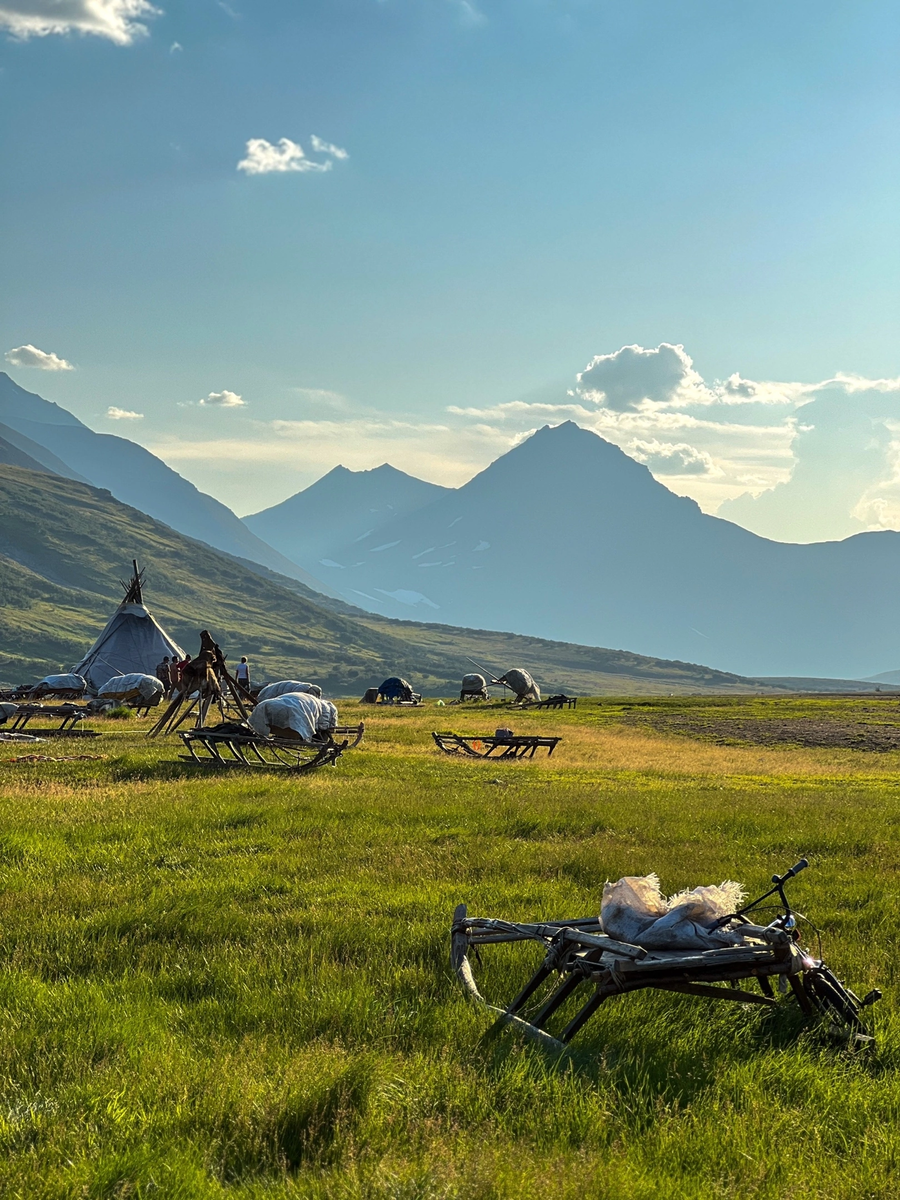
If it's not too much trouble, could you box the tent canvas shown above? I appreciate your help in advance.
[72,562,185,692]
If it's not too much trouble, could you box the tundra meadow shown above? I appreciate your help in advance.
[0,696,898,1199]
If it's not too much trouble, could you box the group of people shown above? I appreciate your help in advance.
[154,653,251,699]
[154,654,191,699]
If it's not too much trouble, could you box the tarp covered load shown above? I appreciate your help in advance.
[601,874,747,950]
[73,602,184,693]
[496,668,540,703]
[98,673,165,704]
[460,673,488,700]
[35,674,87,694]
[249,693,338,742]
[0,703,18,724]
[257,680,323,702]
[378,677,417,703]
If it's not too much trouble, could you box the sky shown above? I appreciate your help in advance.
[1,0,898,536]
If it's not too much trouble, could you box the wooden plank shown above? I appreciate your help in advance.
[647,982,777,1006]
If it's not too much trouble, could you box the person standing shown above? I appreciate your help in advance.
[235,656,251,692]
[156,655,172,698]
[173,654,191,691]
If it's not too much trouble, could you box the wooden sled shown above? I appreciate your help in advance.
[432,731,561,759]
[451,861,880,1049]
[178,721,363,772]
[5,704,98,738]
[523,694,577,710]
[7,685,87,702]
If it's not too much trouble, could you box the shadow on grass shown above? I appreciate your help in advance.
[473,986,884,1122]
[215,1058,376,1182]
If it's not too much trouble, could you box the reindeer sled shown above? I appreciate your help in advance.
[178,691,363,773]
[451,860,880,1050]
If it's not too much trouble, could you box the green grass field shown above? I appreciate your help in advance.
[0,695,898,1198]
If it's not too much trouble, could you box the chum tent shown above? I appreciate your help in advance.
[72,561,185,692]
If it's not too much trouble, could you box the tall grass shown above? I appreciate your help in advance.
[0,698,897,1197]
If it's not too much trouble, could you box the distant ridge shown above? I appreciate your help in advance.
[0,373,334,596]
[0,463,768,695]
[300,421,900,680]
[0,432,53,474]
[244,462,450,573]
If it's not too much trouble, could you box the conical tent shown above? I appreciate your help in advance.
[72,562,185,692]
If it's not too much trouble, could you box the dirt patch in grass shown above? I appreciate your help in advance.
[624,712,900,751]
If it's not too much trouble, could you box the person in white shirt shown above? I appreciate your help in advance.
[235,656,251,691]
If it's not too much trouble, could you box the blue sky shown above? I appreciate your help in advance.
[1,0,898,532]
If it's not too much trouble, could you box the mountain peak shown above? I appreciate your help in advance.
[0,372,86,429]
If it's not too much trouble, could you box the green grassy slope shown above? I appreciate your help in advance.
[0,698,895,1197]
[0,465,759,693]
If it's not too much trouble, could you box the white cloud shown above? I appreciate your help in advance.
[169,39,181,51]
[148,417,515,494]
[824,372,900,395]
[200,390,244,407]
[310,135,348,161]
[0,0,159,44]
[5,344,73,371]
[576,343,709,410]
[237,137,333,176]
[106,406,143,420]
[630,439,720,477]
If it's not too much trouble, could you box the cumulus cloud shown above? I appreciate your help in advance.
[200,390,244,407]
[237,136,344,176]
[5,344,73,370]
[0,0,159,44]
[106,406,143,420]
[576,343,708,410]
[310,135,348,161]
[630,439,720,477]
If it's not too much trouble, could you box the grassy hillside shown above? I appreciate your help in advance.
[0,697,894,1196]
[0,465,761,694]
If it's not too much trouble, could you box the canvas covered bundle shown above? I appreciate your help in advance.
[249,693,338,742]
[461,673,488,692]
[256,680,323,701]
[98,673,165,703]
[36,674,87,692]
[601,874,747,950]
[497,668,540,702]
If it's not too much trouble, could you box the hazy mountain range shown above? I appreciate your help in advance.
[247,422,900,680]
[245,463,450,571]
[0,373,330,594]
[4,372,900,680]
[0,462,768,696]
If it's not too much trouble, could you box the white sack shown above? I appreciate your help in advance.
[98,673,165,703]
[602,875,747,950]
[600,875,668,944]
[249,693,338,741]
[257,680,323,701]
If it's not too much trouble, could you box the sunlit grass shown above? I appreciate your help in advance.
[0,697,898,1197]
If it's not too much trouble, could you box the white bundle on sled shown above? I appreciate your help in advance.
[601,874,746,950]
[98,673,164,703]
[36,674,86,692]
[256,680,323,701]
[249,693,337,742]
